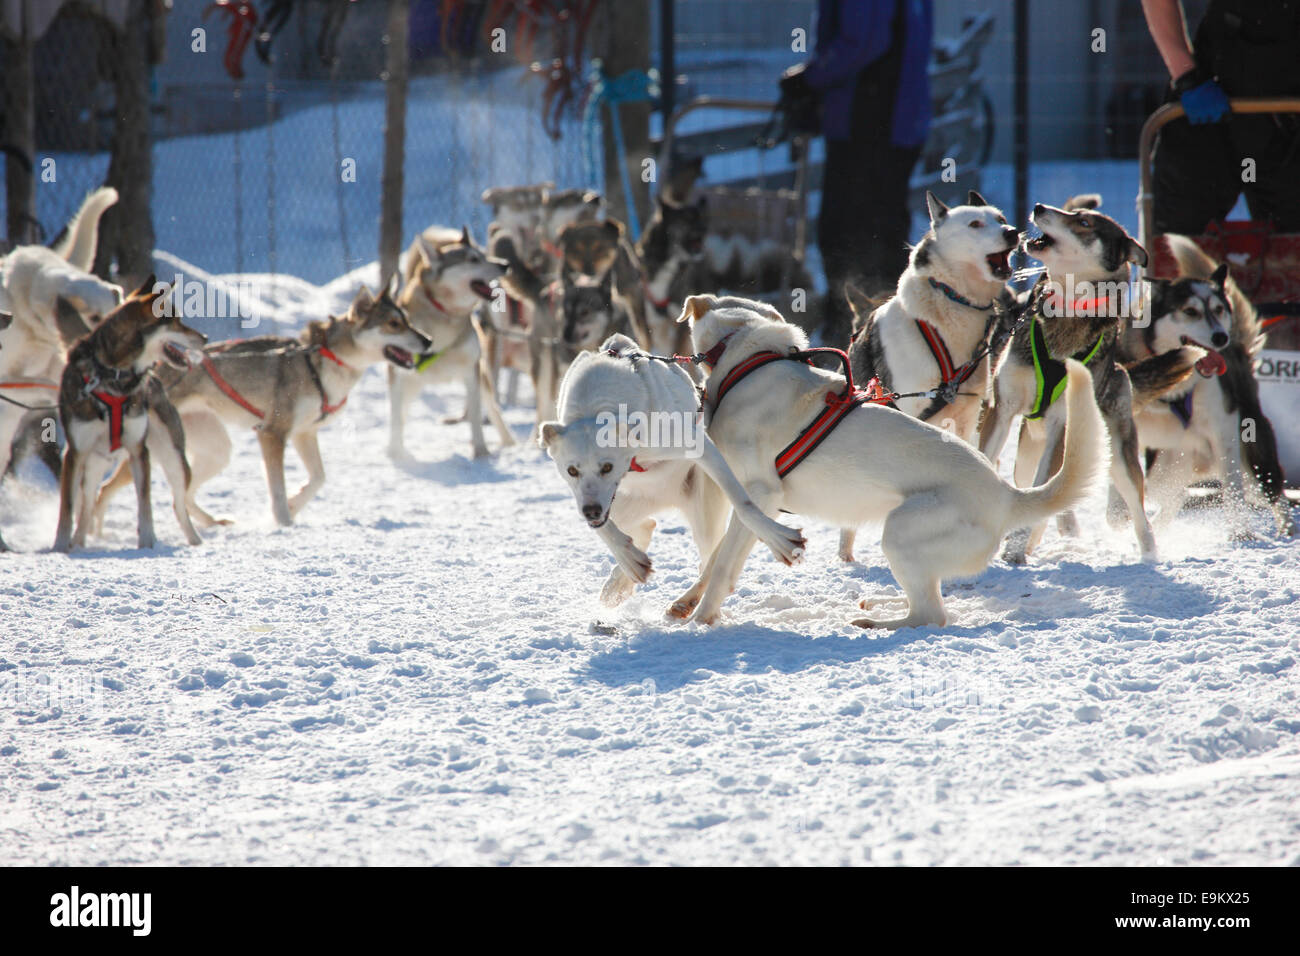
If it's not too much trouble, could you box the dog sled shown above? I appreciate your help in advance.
[1138,97,1300,483]
[654,13,996,322]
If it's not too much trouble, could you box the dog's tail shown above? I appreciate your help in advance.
[1125,346,1201,410]
[1166,233,1263,357]
[50,186,119,272]
[1009,359,1108,525]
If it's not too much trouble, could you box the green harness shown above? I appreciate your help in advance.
[1026,321,1105,420]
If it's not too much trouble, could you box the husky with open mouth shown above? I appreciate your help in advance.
[96,284,429,529]
[980,195,1197,564]
[388,225,516,460]
[839,190,1017,561]
[54,279,207,552]
[1123,236,1294,539]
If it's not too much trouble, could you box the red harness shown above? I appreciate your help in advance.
[707,344,890,479]
[91,391,130,451]
[201,347,349,421]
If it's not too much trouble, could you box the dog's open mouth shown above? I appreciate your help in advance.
[986,249,1012,280]
[469,279,494,301]
[383,345,416,369]
[163,342,193,368]
[1024,231,1055,255]
[1181,335,1227,377]
[587,514,608,529]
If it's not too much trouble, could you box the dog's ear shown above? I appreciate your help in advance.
[1064,193,1102,212]
[843,282,878,319]
[1210,261,1230,288]
[925,191,949,224]
[128,274,157,300]
[415,234,440,268]
[0,311,11,332]
[461,224,473,246]
[537,421,564,450]
[352,285,375,312]
[53,296,93,345]
[677,294,715,324]
[966,190,988,208]
[1126,238,1149,268]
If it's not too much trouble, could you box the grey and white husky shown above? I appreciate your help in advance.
[980,195,1196,563]
[388,225,515,460]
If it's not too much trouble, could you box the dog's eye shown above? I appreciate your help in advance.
[599,463,613,475]
[1079,217,1093,227]
[567,466,579,477]
[969,220,984,229]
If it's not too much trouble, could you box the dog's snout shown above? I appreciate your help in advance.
[1002,225,1018,241]
[581,503,603,521]
[1211,330,1229,348]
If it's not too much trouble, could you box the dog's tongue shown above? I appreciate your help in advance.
[1182,336,1227,377]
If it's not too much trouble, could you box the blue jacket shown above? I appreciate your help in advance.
[804,0,932,146]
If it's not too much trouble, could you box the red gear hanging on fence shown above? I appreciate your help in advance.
[204,0,259,81]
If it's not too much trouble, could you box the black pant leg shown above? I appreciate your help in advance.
[1152,116,1242,235]
[1236,115,1300,231]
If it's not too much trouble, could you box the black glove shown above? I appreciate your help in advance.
[777,63,820,137]
[781,63,812,97]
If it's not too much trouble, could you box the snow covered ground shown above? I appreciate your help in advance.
[1,258,1298,867]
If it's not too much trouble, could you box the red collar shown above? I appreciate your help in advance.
[423,284,449,314]
[628,457,647,472]
[699,332,734,368]
[318,346,351,370]
[641,275,673,311]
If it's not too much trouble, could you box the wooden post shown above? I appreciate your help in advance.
[2,1,37,246]
[95,0,156,281]
[379,0,410,288]
[600,0,651,238]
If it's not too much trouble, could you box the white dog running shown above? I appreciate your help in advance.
[539,333,806,613]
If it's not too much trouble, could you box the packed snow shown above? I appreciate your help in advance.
[1,254,1297,867]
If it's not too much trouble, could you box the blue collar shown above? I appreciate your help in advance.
[928,277,994,312]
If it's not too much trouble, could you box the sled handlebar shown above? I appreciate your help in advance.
[1138,98,1300,251]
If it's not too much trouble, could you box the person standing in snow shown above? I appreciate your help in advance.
[780,0,933,342]
[1141,0,1300,234]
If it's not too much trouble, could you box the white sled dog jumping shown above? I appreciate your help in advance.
[0,187,123,380]
[539,333,806,613]
[677,295,1107,629]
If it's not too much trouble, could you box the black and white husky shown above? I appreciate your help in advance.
[1123,236,1294,538]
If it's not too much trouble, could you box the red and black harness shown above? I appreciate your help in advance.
[201,345,351,424]
[705,343,893,479]
[81,362,144,453]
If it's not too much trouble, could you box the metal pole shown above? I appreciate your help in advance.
[380,0,410,288]
[659,0,675,126]
[1013,0,1029,228]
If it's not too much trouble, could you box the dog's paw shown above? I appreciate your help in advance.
[666,595,699,619]
[599,574,635,607]
[850,617,881,629]
[1000,546,1028,565]
[761,521,806,566]
[616,547,652,585]
[138,535,157,550]
[839,550,856,563]
[690,607,720,626]
[471,445,491,460]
